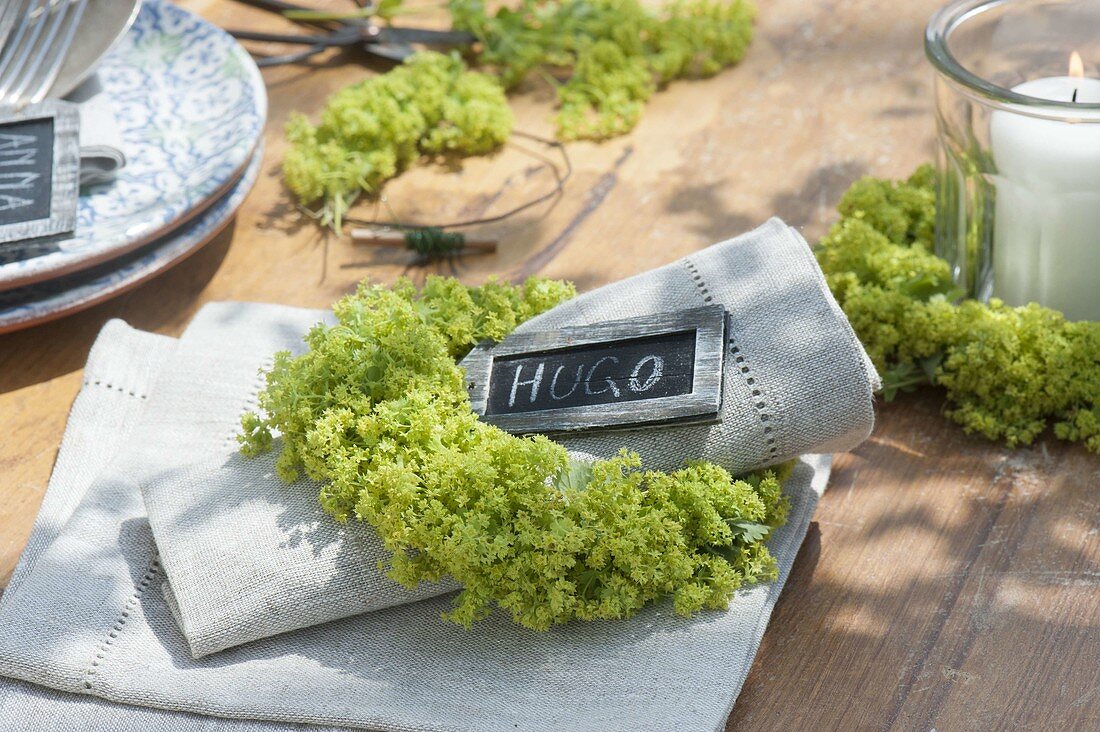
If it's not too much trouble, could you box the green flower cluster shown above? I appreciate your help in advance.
[239,275,791,630]
[450,0,755,140]
[282,2,756,224]
[283,51,513,229]
[818,166,1100,452]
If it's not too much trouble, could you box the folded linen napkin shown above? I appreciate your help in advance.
[0,306,833,732]
[143,217,879,659]
[68,74,127,187]
[513,217,880,470]
[0,322,342,732]
[0,217,874,731]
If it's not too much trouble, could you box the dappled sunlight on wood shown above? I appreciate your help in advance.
[732,389,1100,729]
[0,0,1094,729]
[865,432,931,459]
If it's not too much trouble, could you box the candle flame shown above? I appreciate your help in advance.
[1069,51,1085,79]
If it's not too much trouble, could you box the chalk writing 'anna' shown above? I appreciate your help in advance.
[0,112,77,234]
[0,132,35,151]
[0,148,35,167]
[0,195,33,211]
[0,130,41,209]
[0,172,40,190]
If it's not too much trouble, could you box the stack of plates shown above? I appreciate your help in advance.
[0,0,266,334]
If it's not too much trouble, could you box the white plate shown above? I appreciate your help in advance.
[0,146,262,334]
[0,0,266,291]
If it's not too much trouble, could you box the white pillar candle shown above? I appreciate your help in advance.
[990,59,1100,321]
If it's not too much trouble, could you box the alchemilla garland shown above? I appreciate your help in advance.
[451,0,755,140]
[239,276,792,631]
[244,166,1097,635]
[283,0,756,224]
[818,165,1100,453]
[283,52,514,230]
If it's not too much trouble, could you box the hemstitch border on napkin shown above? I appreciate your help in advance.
[84,556,161,693]
[682,257,779,462]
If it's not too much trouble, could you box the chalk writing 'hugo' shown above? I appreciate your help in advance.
[467,307,721,431]
[478,327,700,419]
[507,354,665,408]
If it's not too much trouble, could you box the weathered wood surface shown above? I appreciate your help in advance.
[1,0,1097,728]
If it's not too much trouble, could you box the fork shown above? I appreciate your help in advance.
[0,0,89,109]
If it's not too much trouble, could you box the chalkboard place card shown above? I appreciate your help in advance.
[0,100,80,244]
[462,304,727,435]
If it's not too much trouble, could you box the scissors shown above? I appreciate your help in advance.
[227,0,475,66]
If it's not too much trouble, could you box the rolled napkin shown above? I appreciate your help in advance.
[68,75,127,187]
[507,217,880,471]
[0,311,836,730]
[139,216,879,659]
[152,450,459,660]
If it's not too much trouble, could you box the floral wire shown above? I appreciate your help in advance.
[342,130,571,232]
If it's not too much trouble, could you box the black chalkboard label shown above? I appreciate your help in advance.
[485,330,697,415]
[0,101,80,245]
[0,117,55,226]
[462,305,726,434]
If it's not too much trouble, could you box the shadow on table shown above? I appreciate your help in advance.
[729,390,1100,730]
[0,223,236,395]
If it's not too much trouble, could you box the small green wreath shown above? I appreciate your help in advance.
[240,275,791,630]
[818,165,1100,453]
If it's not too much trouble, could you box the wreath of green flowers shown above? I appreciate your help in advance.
[818,165,1100,452]
[253,160,1098,635]
[240,276,792,630]
[283,52,515,230]
[451,0,755,140]
[283,0,757,227]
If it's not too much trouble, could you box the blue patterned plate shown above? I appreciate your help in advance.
[0,0,265,291]
[0,146,262,333]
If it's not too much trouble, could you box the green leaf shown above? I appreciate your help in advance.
[727,519,770,544]
[919,352,945,382]
[879,361,931,402]
[553,458,594,494]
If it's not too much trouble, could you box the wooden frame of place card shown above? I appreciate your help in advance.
[0,100,80,244]
[461,304,727,435]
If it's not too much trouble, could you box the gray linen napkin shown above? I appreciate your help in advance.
[0,322,340,732]
[68,75,127,187]
[144,217,879,659]
[515,217,880,469]
[0,307,834,732]
[153,450,460,659]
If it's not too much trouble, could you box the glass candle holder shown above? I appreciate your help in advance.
[926,0,1100,321]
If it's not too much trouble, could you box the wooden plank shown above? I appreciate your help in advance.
[0,0,1095,728]
[728,391,1100,730]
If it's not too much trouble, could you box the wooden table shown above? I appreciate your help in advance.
[2,0,1098,728]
